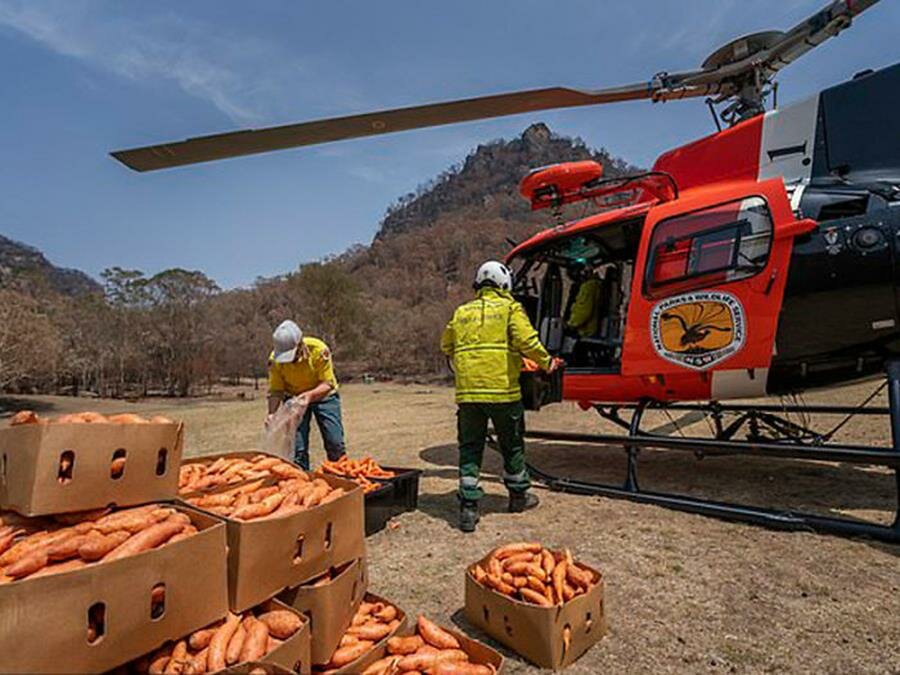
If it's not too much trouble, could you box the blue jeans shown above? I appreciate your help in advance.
[293,393,346,470]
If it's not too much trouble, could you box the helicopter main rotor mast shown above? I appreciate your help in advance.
[111,0,880,172]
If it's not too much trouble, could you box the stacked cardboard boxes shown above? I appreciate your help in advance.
[0,418,232,674]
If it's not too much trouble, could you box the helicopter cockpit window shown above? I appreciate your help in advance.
[645,196,773,297]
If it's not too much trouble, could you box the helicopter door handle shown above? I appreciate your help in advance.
[764,269,778,295]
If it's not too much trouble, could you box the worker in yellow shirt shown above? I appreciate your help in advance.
[566,266,602,337]
[267,319,345,470]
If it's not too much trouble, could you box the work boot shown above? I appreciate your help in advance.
[459,499,480,533]
[508,491,539,513]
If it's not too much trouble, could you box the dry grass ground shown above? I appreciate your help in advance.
[3,382,899,674]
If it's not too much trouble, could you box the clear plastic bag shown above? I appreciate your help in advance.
[261,397,308,461]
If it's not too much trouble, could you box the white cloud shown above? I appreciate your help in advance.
[0,0,328,125]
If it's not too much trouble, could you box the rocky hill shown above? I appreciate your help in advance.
[377,122,640,239]
[0,234,100,296]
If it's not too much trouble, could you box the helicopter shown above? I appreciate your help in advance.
[111,0,900,542]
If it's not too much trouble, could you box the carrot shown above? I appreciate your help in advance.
[239,616,270,663]
[418,616,460,650]
[102,519,183,561]
[329,639,374,667]
[225,623,247,665]
[387,635,425,655]
[208,613,241,671]
[519,587,552,606]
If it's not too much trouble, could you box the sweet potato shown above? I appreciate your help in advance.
[225,623,247,665]
[6,550,48,578]
[182,647,208,675]
[418,615,460,650]
[9,410,39,425]
[232,493,285,520]
[519,587,552,607]
[0,531,16,557]
[239,617,270,663]
[433,663,495,675]
[79,530,130,561]
[302,482,331,508]
[25,557,86,579]
[552,559,567,605]
[150,415,174,424]
[541,549,555,576]
[164,640,188,674]
[363,656,401,675]
[319,487,346,505]
[188,624,220,651]
[102,519,184,561]
[329,640,374,667]
[47,533,94,561]
[208,612,242,671]
[108,413,148,424]
[340,634,360,647]
[258,609,303,639]
[148,650,170,675]
[349,622,393,641]
[494,542,541,559]
[387,635,425,655]
[499,551,534,567]
[375,603,398,622]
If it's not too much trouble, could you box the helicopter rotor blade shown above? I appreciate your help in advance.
[111,80,721,172]
[110,0,881,172]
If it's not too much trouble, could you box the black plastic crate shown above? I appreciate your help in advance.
[378,466,422,517]
[364,480,395,536]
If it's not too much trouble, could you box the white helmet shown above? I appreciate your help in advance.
[474,260,512,291]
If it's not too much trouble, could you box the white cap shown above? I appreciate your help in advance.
[272,320,303,363]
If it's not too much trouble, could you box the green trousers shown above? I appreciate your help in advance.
[457,401,531,502]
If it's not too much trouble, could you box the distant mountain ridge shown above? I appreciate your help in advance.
[0,234,100,296]
[376,122,640,240]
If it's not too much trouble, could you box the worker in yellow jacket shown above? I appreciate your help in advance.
[441,260,560,532]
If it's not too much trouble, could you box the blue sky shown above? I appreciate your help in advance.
[1,1,897,288]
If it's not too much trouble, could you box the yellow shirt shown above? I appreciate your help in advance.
[268,337,338,396]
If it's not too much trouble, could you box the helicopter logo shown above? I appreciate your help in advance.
[650,291,745,370]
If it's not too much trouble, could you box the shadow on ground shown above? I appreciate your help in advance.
[419,437,899,533]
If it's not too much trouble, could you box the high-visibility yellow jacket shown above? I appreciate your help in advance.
[567,278,601,337]
[441,287,552,403]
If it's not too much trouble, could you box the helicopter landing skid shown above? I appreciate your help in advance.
[523,377,900,543]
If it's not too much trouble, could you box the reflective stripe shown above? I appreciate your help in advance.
[460,476,480,488]
[503,470,529,483]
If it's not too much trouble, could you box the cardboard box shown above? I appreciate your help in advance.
[122,599,312,675]
[0,421,184,516]
[183,474,366,612]
[0,506,228,674]
[277,558,368,664]
[312,593,407,673]
[464,553,606,670]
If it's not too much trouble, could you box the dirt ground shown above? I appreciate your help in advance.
[3,382,899,674]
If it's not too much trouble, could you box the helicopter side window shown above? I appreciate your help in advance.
[645,196,773,297]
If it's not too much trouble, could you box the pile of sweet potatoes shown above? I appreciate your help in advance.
[0,505,198,583]
[318,598,402,672]
[363,616,496,675]
[9,410,173,425]
[124,605,305,674]
[184,475,346,521]
[470,542,597,607]
[179,455,305,494]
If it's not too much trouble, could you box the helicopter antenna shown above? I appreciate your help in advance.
[111,0,881,171]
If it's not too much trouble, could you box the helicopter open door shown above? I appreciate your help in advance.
[622,178,815,399]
